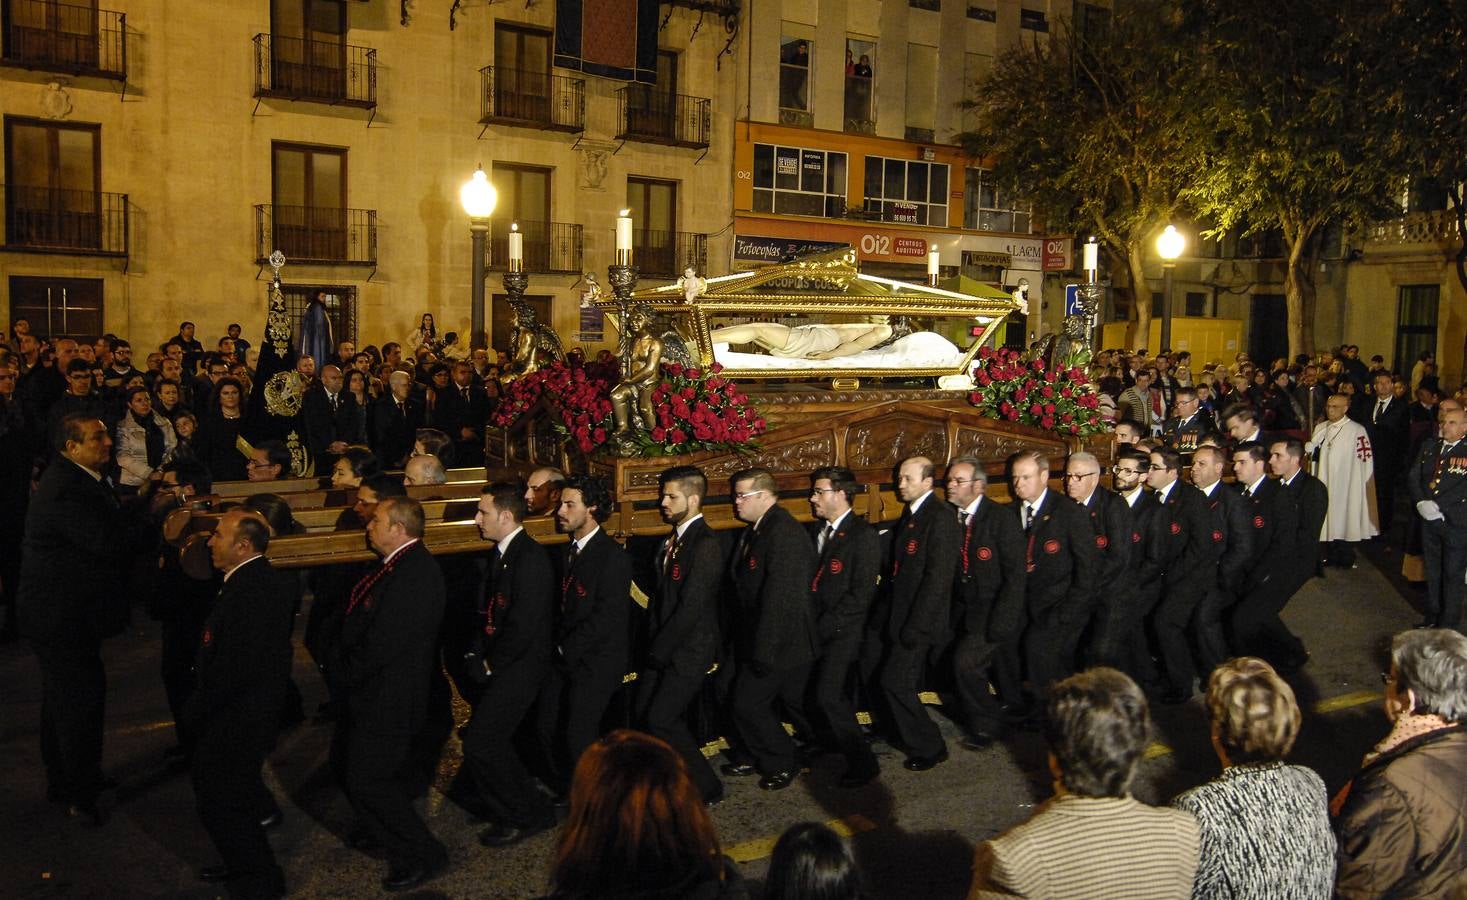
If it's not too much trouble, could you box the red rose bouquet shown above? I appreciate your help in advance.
[968,346,1106,435]
[634,362,766,455]
[490,359,617,453]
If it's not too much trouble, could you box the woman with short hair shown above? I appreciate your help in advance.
[1333,629,1467,899]
[765,822,863,900]
[1170,658,1334,899]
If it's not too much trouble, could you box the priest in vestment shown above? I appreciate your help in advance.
[1307,393,1378,568]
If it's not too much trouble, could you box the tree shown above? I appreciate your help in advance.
[1188,0,1402,360]
[956,1,1207,347]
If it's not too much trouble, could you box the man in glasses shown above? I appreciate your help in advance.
[1112,448,1151,509]
[1089,447,1156,676]
[1162,386,1213,452]
[1064,452,1131,659]
[44,359,107,459]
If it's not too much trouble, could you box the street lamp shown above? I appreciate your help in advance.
[1156,224,1184,353]
[459,165,497,350]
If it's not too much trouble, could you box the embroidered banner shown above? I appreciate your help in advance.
[554,0,660,84]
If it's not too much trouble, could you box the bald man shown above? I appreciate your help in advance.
[403,455,447,487]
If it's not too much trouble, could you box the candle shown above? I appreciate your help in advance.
[615,209,633,266]
[927,245,940,280]
[508,222,523,272]
[1083,239,1098,273]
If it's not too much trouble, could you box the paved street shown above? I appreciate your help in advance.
[0,541,1427,899]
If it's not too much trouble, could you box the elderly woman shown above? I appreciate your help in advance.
[1171,658,1334,899]
[1333,629,1467,898]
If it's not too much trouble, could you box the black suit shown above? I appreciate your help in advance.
[1017,490,1099,690]
[636,516,724,800]
[434,382,491,466]
[184,557,296,897]
[808,512,880,776]
[952,498,1026,738]
[729,506,818,776]
[877,493,960,759]
[1135,481,1216,694]
[1409,437,1467,628]
[1162,412,1214,452]
[1363,395,1410,531]
[18,457,145,806]
[330,541,448,874]
[534,528,633,784]
[302,385,363,466]
[1080,488,1134,667]
[462,530,556,829]
[1193,481,1256,676]
[370,394,423,468]
[1231,477,1306,667]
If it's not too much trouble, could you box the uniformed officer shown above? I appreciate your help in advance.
[1409,407,1467,629]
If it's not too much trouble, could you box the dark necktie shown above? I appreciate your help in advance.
[818,523,834,554]
[662,532,680,574]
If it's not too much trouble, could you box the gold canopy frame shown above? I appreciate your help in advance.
[592,248,1024,381]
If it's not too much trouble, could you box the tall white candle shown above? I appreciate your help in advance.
[508,222,523,272]
[927,245,940,279]
[615,209,633,265]
[1083,240,1098,272]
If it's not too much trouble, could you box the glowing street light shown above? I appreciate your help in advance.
[460,165,498,349]
[1156,225,1184,353]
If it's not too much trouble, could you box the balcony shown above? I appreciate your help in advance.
[1,0,125,80]
[483,219,583,275]
[253,33,376,109]
[478,66,585,133]
[1365,209,1462,254]
[615,89,711,149]
[1,184,128,256]
[844,75,875,134]
[255,204,377,266]
[633,229,708,278]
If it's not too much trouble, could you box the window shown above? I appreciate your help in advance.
[1019,8,1048,32]
[1406,176,1448,214]
[624,50,680,141]
[844,38,875,131]
[490,163,552,270]
[1074,3,1110,45]
[279,283,358,346]
[493,24,552,121]
[270,0,347,97]
[6,0,102,71]
[752,143,848,218]
[864,155,948,226]
[9,276,103,339]
[271,142,347,261]
[1395,284,1438,375]
[3,116,103,250]
[964,168,1031,233]
[1184,292,1207,317]
[967,5,996,21]
[909,0,940,10]
[627,176,679,276]
[779,36,811,112]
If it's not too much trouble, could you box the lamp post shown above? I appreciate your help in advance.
[1156,225,1184,353]
[459,165,497,350]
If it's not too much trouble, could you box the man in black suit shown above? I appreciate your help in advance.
[301,364,362,469]
[1065,451,1132,665]
[806,465,881,786]
[462,482,556,846]
[187,510,297,897]
[1188,445,1255,677]
[1010,449,1099,692]
[1272,436,1326,668]
[1089,449,1153,678]
[434,361,491,467]
[1161,386,1214,452]
[1362,371,1410,534]
[947,457,1026,749]
[329,497,448,892]
[370,371,423,468]
[877,456,960,771]
[1229,442,1301,665]
[726,467,819,791]
[18,413,146,824]
[535,475,633,786]
[636,465,725,803]
[1409,407,1467,629]
[1223,403,1277,451]
[1137,446,1216,702]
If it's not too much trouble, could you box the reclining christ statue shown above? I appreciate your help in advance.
[709,318,893,360]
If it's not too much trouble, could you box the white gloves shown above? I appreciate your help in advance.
[1417,500,1445,522]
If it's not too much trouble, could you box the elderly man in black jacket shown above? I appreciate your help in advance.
[727,467,819,791]
[636,465,725,803]
[19,413,147,824]
[1189,445,1255,677]
[947,457,1026,750]
[806,465,881,787]
[1064,452,1131,663]
[463,482,557,846]
[534,475,632,787]
[188,509,297,897]
[1408,407,1467,629]
[877,456,961,772]
[301,363,362,468]
[329,497,448,892]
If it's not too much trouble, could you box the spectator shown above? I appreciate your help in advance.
[403,454,447,487]
[405,314,437,354]
[544,729,747,900]
[246,440,291,483]
[1334,629,1467,898]
[371,370,423,468]
[765,822,862,900]
[968,668,1199,899]
[114,386,178,491]
[331,446,382,491]
[195,376,249,482]
[412,426,456,468]
[1171,658,1335,899]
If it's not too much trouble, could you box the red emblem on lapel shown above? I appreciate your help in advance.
[1132,531,1142,543]
[747,556,758,570]
[1096,535,1109,550]
[201,628,213,646]
[1212,530,1224,543]
[1043,539,1060,554]
[576,583,588,597]
[670,564,682,581]
[1253,515,1265,529]
[829,559,844,574]
[976,547,993,561]
[1169,522,1182,535]
[906,539,919,555]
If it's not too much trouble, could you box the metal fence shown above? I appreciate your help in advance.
[253,33,376,107]
[479,66,585,132]
[255,204,377,265]
[1,0,126,79]
[615,89,711,148]
[2,184,128,256]
[484,219,584,275]
[633,229,707,278]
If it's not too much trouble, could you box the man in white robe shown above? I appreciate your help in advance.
[1307,393,1378,568]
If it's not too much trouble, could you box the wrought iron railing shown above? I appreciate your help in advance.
[478,66,585,132]
[253,33,376,108]
[255,204,377,265]
[615,88,711,148]
[1367,210,1462,246]
[633,229,708,278]
[483,219,584,275]
[1,0,125,79]
[1,184,128,256]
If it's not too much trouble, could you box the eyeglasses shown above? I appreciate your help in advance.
[1112,466,1142,475]
[734,489,766,500]
[810,488,841,496]
[1062,472,1099,481]
[944,477,978,486]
